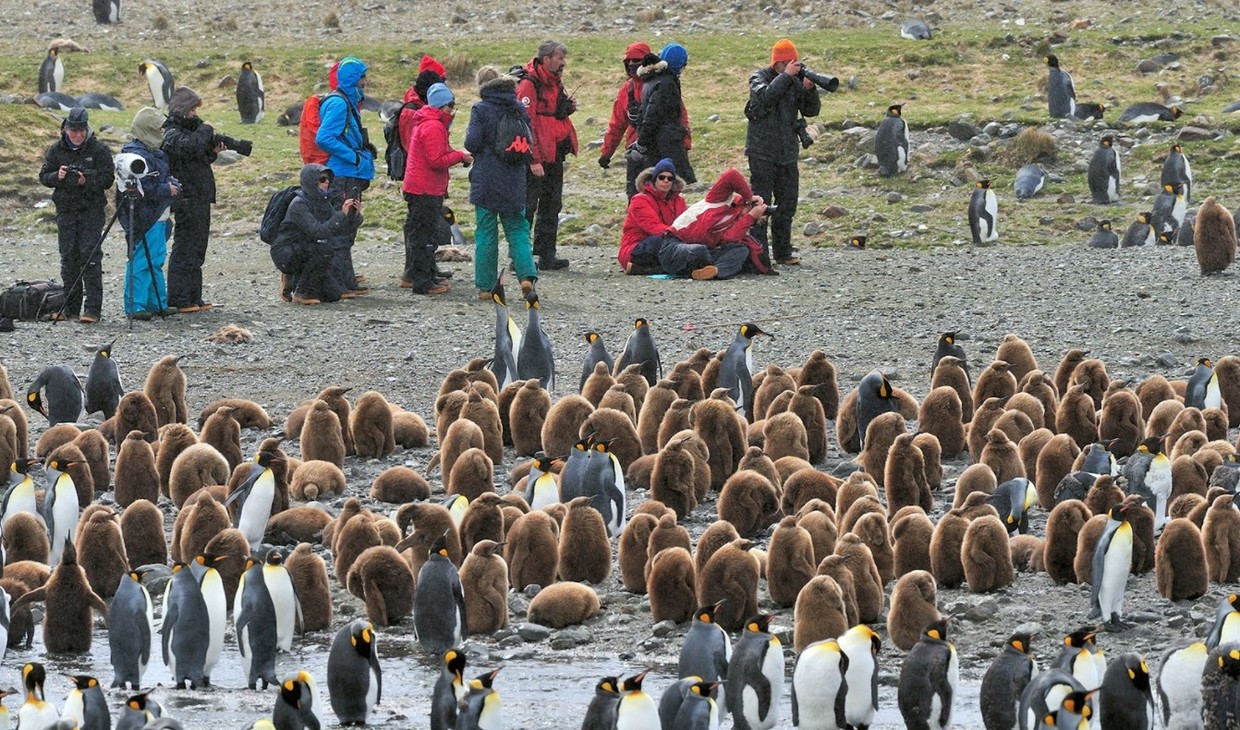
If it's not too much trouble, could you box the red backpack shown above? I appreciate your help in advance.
[298,94,328,165]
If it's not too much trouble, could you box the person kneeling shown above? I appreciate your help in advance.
[661,167,772,279]
[276,164,361,304]
[618,158,686,275]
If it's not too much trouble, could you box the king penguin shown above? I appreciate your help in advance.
[431,648,467,730]
[487,274,521,390]
[115,690,160,729]
[457,669,503,730]
[837,624,882,730]
[413,532,467,654]
[1086,220,1119,249]
[875,103,909,177]
[83,338,123,420]
[1014,164,1046,200]
[224,449,284,548]
[1151,182,1187,236]
[43,457,82,566]
[1098,653,1154,729]
[979,631,1038,730]
[236,61,265,124]
[579,333,614,392]
[2,458,39,526]
[516,292,555,390]
[272,670,324,730]
[161,562,209,688]
[91,0,119,23]
[1019,669,1091,730]
[1122,436,1171,530]
[263,548,302,653]
[62,675,110,730]
[139,59,174,111]
[1206,595,1240,649]
[39,47,63,94]
[27,364,85,425]
[1157,641,1208,727]
[791,637,846,730]
[931,332,968,377]
[1045,54,1077,118]
[581,439,626,537]
[897,618,959,730]
[327,619,382,725]
[18,663,59,730]
[671,681,720,730]
[234,556,280,689]
[1090,502,1134,628]
[526,452,561,511]
[726,614,784,730]
[1161,142,1193,204]
[189,552,229,685]
[1118,102,1182,123]
[1052,628,1106,700]
[900,18,932,40]
[968,179,999,244]
[856,369,899,449]
[1186,357,1222,410]
[1120,212,1155,247]
[1087,136,1121,204]
[614,318,661,386]
[679,602,732,715]
[616,672,660,730]
[718,323,773,421]
[581,676,621,730]
[110,569,154,689]
[987,477,1038,535]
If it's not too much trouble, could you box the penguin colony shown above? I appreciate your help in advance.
[11,327,1240,726]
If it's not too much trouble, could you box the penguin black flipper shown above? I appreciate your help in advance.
[454,579,468,644]
[836,652,851,729]
[161,594,178,668]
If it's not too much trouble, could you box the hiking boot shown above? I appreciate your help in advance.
[177,304,202,313]
[690,265,718,281]
[292,293,321,305]
[435,268,454,279]
[78,313,99,324]
[280,273,291,302]
[775,256,801,266]
[399,279,413,289]
[520,279,535,301]
[538,255,569,270]
[418,283,451,296]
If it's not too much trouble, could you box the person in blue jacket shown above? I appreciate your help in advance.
[118,106,180,320]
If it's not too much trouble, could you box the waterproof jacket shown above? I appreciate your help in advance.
[670,168,769,273]
[619,167,686,269]
[465,77,531,214]
[636,60,685,152]
[516,58,577,165]
[277,163,360,251]
[161,113,217,203]
[745,66,821,165]
[599,41,650,159]
[403,105,467,197]
[116,140,175,240]
[316,58,375,180]
[39,128,114,213]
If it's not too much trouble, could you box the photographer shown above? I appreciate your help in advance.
[661,168,771,279]
[118,107,180,320]
[275,163,361,305]
[745,38,823,270]
[38,106,114,323]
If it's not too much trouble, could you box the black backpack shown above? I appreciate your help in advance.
[0,280,66,320]
[383,101,419,181]
[260,186,301,245]
[494,107,534,165]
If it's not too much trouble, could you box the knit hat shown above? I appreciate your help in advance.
[660,43,688,74]
[63,106,89,130]
[771,38,799,65]
[130,107,166,147]
[419,55,448,79]
[426,83,455,109]
[167,86,201,117]
[624,42,651,62]
[653,158,677,178]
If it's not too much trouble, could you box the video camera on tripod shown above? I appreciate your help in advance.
[114,152,155,194]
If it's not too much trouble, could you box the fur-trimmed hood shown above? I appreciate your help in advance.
[637,55,668,79]
[635,165,685,193]
[480,76,517,95]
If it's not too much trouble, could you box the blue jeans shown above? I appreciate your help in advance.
[474,207,537,291]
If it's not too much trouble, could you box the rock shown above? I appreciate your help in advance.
[652,620,678,637]
[584,224,604,237]
[1070,17,1091,29]
[1156,354,1179,368]
[550,626,592,649]
[909,204,934,213]
[524,584,543,597]
[517,623,552,641]
[498,634,526,649]
[584,139,603,150]
[968,133,992,146]
[1178,126,1215,141]
[1137,59,1161,73]
[855,154,879,170]
[803,222,822,236]
[982,122,1001,136]
[1057,194,1076,204]
[706,114,721,123]
[821,205,848,218]
[1075,217,1097,232]
[948,119,980,141]
[887,192,902,204]
[138,563,173,595]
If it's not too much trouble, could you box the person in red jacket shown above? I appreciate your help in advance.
[598,42,649,198]
[664,167,772,279]
[397,55,447,288]
[618,158,686,274]
[402,83,472,296]
[517,40,577,271]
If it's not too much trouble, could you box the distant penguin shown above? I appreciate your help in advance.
[1158,641,1208,728]
[979,631,1038,730]
[1090,502,1134,628]
[27,364,84,425]
[579,333,614,392]
[1087,219,1119,248]
[1186,357,1222,410]
[837,624,882,730]
[898,618,959,730]
[875,103,909,177]
[1087,136,1121,204]
[1161,142,1194,202]
[1118,102,1182,123]
[1014,164,1046,200]
[92,0,119,22]
[900,17,932,39]
[1121,211,1155,247]
[225,449,284,546]
[1123,436,1172,529]
[42,456,82,566]
[110,569,154,689]
[61,674,109,730]
[413,532,467,654]
[1204,493,1240,582]
[236,61,265,124]
[83,339,123,419]
[327,619,382,725]
[39,47,63,94]
[273,671,324,730]
[1194,196,1237,275]
[1098,652,1154,729]
[517,293,555,390]
[487,276,521,389]
[968,179,998,244]
[615,318,661,386]
[139,60,174,111]
[726,614,783,730]
[718,323,772,421]
[1045,54,1077,118]
[1152,182,1187,236]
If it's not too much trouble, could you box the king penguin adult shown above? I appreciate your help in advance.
[968,179,999,244]
[39,47,63,94]
[27,364,85,426]
[327,619,382,725]
[679,602,732,715]
[234,555,280,690]
[979,631,1038,730]
[856,369,899,449]
[897,618,960,730]
[875,103,909,177]
[236,62,265,124]
[224,449,284,547]
[487,275,521,390]
[1090,502,1135,629]
[413,531,467,654]
[83,339,123,420]
[1045,54,1077,118]
[43,457,82,566]
[109,569,154,689]
[138,60,174,111]
[579,333,614,392]
[1087,136,1121,204]
[726,614,783,730]
[516,292,555,390]
[614,318,661,386]
[718,323,773,421]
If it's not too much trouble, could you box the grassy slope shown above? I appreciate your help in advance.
[2,23,1239,250]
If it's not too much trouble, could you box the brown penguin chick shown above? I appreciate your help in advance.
[753,364,796,421]
[288,460,345,502]
[1171,430,1209,462]
[695,537,759,631]
[598,384,637,424]
[766,516,817,608]
[813,553,858,623]
[1167,408,1208,456]
[1034,433,1080,509]
[625,454,656,493]
[1146,399,1185,440]
[716,471,781,539]
[657,399,695,452]
[74,505,127,599]
[885,433,931,514]
[0,414,17,472]
[448,447,495,502]
[284,542,331,630]
[1155,518,1209,600]
[781,469,840,516]
[1019,370,1059,429]
[692,397,747,490]
[1135,374,1177,422]
[887,570,942,651]
[557,496,611,584]
[509,379,551,457]
[142,355,188,427]
[433,389,469,446]
[836,471,880,524]
[460,493,505,555]
[1018,428,1053,486]
[953,463,997,508]
[394,501,463,571]
[694,520,741,577]
[762,412,810,463]
[0,363,9,400]
[798,503,839,564]
[12,540,107,653]
[973,360,1019,411]
[1055,381,1098,450]
[1099,382,1144,458]
[34,423,81,459]
[1052,349,1089,402]
[504,510,560,591]
[370,466,431,504]
[966,397,1008,464]
[581,361,616,407]
[737,446,783,492]
[787,385,829,464]
[929,508,969,589]
[300,400,346,468]
[493,379,524,447]
[265,505,330,546]
[436,369,472,399]
[200,406,242,471]
[993,408,1036,446]
[3,511,49,564]
[792,575,848,653]
[797,350,840,420]
[349,391,396,460]
[995,334,1039,385]
[313,386,354,456]
[917,386,966,459]
[662,363,703,405]
[73,429,110,495]
[646,514,692,569]
[1009,534,1043,572]
[1173,455,1209,501]
[527,582,601,628]
[1070,359,1110,410]
[959,491,1002,520]
[961,515,1015,592]
[345,545,415,627]
[373,516,402,547]
[646,547,696,624]
[113,431,159,508]
[981,429,1025,484]
[392,408,430,449]
[1203,408,1229,442]
[465,360,501,396]
[1124,495,1156,574]
[856,411,906,488]
[459,539,509,634]
[580,408,642,472]
[650,436,699,519]
[120,498,166,569]
[1214,356,1240,427]
[432,418,485,486]
[1005,392,1046,432]
[851,512,895,586]
[637,379,680,456]
[459,386,504,465]
[1203,493,1240,582]
[614,513,656,594]
[155,423,197,498]
[891,507,934,577]
[612,363,651,416]
[892,388,920,420]
[167,442,230,509]
[175,489,231,565]
[197,398,270,431]
[834,533,885,623]
[1072,513,1110,585]
[284,401,312,440]
[930,355,975,424]
[5,561,50,590]
[333,512,382,587]
[773,455,814,487]
[1194,195,1238,273]
[113,391,160,446]
[204,527,250,607]
[540,395,595,463]
[1083,475,1125,516]
[1192,489,1231,527]
[913,433,943,490]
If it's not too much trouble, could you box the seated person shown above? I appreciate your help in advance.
[276,163,362,305]
[618,158,686,274]
[661,167,772,279]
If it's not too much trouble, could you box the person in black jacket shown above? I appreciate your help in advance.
[162,86,222,313]
[631,42,695,185]
[745,38,820,269]
[276,163,361,305]
[38,106,114,323]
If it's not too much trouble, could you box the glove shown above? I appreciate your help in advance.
[598,155,611,170]
[364,142,378,160]
[625,144,647,165]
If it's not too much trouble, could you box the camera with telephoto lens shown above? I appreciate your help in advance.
[798,66,840,92]
[113,153,151,191]
[212,133,253,157]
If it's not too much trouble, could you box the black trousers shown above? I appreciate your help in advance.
[747,156,799,260]
[167,198,211,308]
[56,207,105,316]
[525,160,564,258]
[334,176,370,289]
[659,239,750,279]
[403,193,441,292]
[292,244,337,301]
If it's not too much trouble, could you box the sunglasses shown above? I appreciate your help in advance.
[318,174,331,184]
[656,174,675,181]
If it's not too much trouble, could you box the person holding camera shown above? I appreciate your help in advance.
[38,106,114,323]
[745,38,822,270]
[517,40,577,271]
[119,107,180,320]
[660,167,771,279]
[275,164,361,305]
[162,87,224,313]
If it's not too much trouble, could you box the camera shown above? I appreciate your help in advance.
[212,133,253,157]
[795,118,815,149]
[114,152,151,185]
[798,66,840,92]
[763,204,779,218]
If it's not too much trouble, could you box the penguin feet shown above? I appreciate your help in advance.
[1105,617,1131,632]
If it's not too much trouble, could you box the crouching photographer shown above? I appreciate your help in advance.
[272,164,362,305]
[117,106,181,320]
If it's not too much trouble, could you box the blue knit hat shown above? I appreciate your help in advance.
[654,158,677,177]
[660,43,688,74]
[426,83,455,109]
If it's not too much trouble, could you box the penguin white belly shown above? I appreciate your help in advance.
[238,475,276,546]
[1224,613,1240,646]
[263,566,298,652]
[1106,174,1119,202]
[50,480,80,564]
[529,474,560,511]
[365,666,380,718]
[108,0,119,22]
[983,192,999,241]
[507,317,523,370]
[741,686,769,729]
[1206,377,1222,409]
[1160,644,1207,724]
[62,690,85,724]
[1147,463,1172,529]
[1099,532,1132,620]
[616,693,659,729]
[19,701,59,729]
[238,624,253,674]
[477,692,503,730]
[897,144,908,172]
[843,654,877,727]
[1172,197,1187,225]
[200,570,226,675]
[2,487,36,525]
[1128,113,1158,123]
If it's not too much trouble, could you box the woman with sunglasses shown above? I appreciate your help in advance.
[618,158,686,275]
[275,163,362,304]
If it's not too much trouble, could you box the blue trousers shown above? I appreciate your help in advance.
[125,220,168,315]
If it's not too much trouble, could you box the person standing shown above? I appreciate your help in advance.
[745,38,820,269]
[397,55,447,288]
[632,43,695,186]
[517,40,577,271]
[402,83,471,296]
[38,106,114,323]
[618,158,685,275]
[315,56,375,296]
[119,106,179,320]
[598,42,650,198]
[466,66,538,300]
[162,87,221,312]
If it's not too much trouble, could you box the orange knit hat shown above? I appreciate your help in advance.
[771,38,799,65]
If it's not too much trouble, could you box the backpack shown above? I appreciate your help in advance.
[0,280,66,320]
[260,186,301,245]
[383,101,419,181]
[298,95,328,165]
[494,107,534,165]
